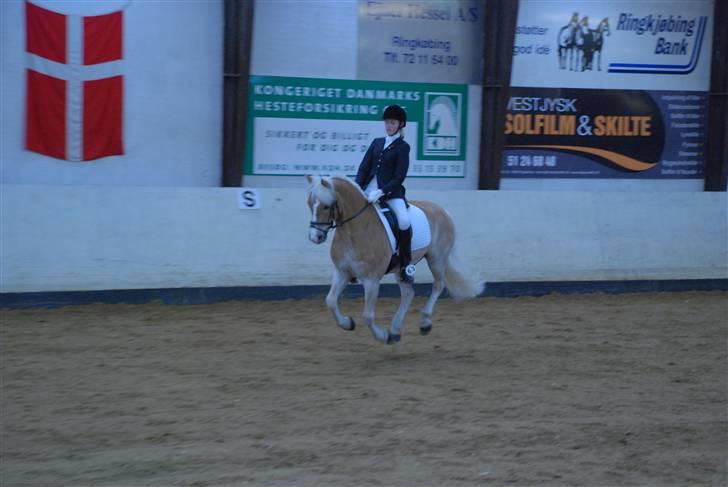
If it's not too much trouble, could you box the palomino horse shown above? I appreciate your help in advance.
[306,175,482,345]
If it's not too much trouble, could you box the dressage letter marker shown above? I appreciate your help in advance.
[238,189,261,210]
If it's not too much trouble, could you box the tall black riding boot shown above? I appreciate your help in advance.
[399,226,415,283]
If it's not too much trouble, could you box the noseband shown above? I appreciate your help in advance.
[309,200,371,237]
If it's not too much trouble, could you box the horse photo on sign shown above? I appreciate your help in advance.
[558,13,611,72]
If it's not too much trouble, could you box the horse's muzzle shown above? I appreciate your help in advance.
[309,228,327,244]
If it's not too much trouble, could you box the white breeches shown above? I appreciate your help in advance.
[387,198,410,230]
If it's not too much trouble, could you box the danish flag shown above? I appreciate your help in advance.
[25,1,124,161]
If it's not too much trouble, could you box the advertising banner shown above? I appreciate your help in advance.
[502,87,707,179]
[510,0,713,91]
[245,76,467,177]
[503,0,713,180]
[357,0,484,84]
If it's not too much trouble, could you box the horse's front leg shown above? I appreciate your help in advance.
[362,277,389,344]
[326,269,355,331]
[388,280,415,342]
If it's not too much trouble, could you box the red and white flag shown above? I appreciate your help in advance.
[25,1,124,161]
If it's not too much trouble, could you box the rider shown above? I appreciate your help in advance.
[355,104,416,284]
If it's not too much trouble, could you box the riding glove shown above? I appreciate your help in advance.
[367,189,384,203]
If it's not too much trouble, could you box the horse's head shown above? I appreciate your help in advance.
[601,17,611,35]
[428,98,458,136]
[306,175,372,244]
[306,175,337,244]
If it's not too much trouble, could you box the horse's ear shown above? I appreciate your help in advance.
[320,178,332,189]
[305,174,314,185]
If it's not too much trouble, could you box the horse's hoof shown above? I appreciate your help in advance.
[386,333,401,344]
[420,313,432,335]
[338,317,355,331]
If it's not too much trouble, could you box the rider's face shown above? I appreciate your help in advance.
[384,119,401,136]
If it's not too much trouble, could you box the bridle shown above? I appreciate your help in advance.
[309,200,371,238]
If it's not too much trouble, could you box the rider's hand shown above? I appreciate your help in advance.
[367,189,384,203]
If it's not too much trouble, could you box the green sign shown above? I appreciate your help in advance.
[245,76,467,176]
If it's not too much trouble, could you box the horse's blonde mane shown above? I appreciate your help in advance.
[307,175,336,206]
[331,175,367,199]
[307,175,366,206]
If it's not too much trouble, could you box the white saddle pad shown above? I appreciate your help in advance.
[374,203,431,252]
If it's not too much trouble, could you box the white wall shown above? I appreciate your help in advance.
[0,0,223,186]
[2,185,725,292]
[251,0,358,80]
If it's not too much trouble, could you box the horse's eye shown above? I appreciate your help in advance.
[322,205,329,210]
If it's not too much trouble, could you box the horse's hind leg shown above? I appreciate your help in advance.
[388,280,415,342]
[327,269,355,331]
[420,254,446,335]
[362,278,389,344]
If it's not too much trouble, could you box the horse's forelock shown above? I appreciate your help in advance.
[311,177,336,206]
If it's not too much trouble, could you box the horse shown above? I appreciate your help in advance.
[306,175,483,345]
[575,16,594,71]
[590,17,611,71]
[557,12,579,71]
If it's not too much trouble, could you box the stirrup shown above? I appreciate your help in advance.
[400,264,416,283]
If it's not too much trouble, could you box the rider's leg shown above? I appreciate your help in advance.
[388,198,415,283]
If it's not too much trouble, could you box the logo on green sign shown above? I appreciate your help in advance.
[424,92,462,157]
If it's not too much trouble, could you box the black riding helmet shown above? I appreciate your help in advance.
[382,104,407,128]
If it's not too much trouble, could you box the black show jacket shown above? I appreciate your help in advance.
[355,137,410,200]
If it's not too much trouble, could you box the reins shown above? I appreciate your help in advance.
[309,200,372,236]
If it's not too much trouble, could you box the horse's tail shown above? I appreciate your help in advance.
[418,200,484,301]
[444,249,484,301]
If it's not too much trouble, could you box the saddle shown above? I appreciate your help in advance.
[376,201,431,274]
